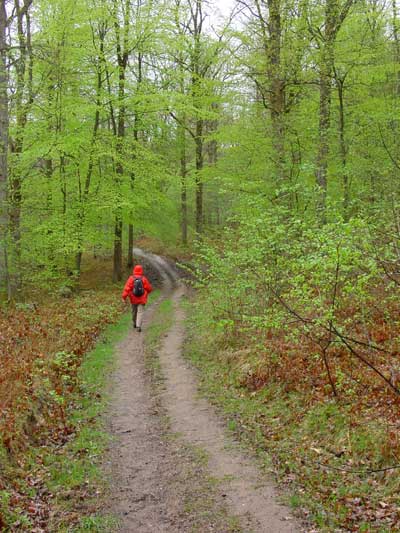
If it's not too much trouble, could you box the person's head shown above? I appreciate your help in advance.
[133,264,143,276]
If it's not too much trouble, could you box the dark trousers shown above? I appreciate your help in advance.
[131,304,144,328]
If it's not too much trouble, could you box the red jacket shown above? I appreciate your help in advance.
[122,265,153,305]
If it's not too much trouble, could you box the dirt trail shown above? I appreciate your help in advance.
[107,254,303,533]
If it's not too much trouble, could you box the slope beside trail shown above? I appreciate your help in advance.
[106,251,306,533]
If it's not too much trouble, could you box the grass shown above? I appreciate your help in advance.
[145,297,174,351]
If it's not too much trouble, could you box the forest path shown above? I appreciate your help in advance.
[106,252,302,533]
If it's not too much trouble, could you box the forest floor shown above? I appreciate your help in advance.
[1,249,398,531]
[105,251,305,533]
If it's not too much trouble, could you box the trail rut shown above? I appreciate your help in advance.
[159,285,299,532]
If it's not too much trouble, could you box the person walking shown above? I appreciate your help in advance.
[122,264,153,332]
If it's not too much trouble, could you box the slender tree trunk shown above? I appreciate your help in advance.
[192,0,204,236]
[113,214,123,281]
[315,0,354,223]
[60,154,68,269]
[205,105,218,227]
[127,51,142,268]
[179,119,188,245]
[337,77,349,220]
[44,76,55,271]
[0,0,8,294]
[393,0,400,95]
[112,0,129,282]
[391,0,400,200]
[316,47,332,224]
[254,0,286,192]
[267,0,286,186]
[127,223,133,268]
[175,18,188,245]
[75,27,105,277]
[113,177,124,282]
[315,0,336,224]
[195,118,203,235]
[8,0,33,293]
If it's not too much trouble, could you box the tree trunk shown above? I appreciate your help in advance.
[179,119,188,245]
[315,0,336,224]
[195,118,203,235]
[393,0,400,95]
[75,26,105,278]
[127,223,133,268]
[192,0,204,236]
[315,0,354,223]
[112,0,129,282]
[316,58,331,223]
[267,0,286,186]
[0,0,8,294]
[8,0,33,293]
[127,51,142,267]
[113,169,124,282]
[337,77,349,220]
[113,215,123,282]
[254,0,286,192]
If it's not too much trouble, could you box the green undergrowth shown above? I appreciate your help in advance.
[185,329,400,532]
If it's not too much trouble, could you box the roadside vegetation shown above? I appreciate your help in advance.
[187,206,400,532]
[0,258,128,530]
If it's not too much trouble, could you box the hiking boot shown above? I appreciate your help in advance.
[137,327,142,332]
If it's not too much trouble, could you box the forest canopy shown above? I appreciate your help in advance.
[0,0,399,296]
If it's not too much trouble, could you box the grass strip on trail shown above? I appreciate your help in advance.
[144,296,243,533]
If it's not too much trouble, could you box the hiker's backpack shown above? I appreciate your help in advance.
[132,276,145,297]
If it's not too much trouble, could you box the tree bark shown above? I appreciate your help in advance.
[315,0,354,223]
[112,0,129,282]
[393,0,400,95]
[195,117,203,235]
[266,0,285,186]
[127,51,142,267]
[75,25,105,277]
[336,76,349,219]
[0,0,8,294]
[254,0,286,191]
[8,0,33,293]
[316,53,331,223]
[192,0,204,236]
[179,119,188,245]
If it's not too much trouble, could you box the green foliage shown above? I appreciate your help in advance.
[192,202,384,350]
[3,0,400,292]
[0,490,32,529]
